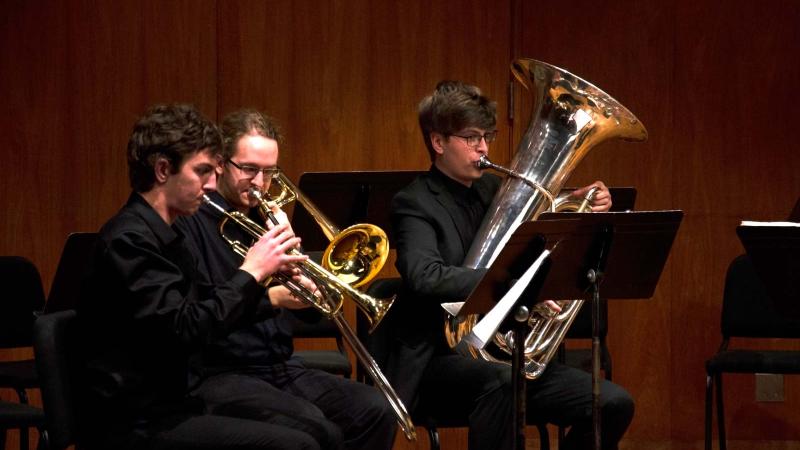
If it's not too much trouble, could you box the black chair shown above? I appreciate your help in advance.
[45,233,98,313]
[290,311,352,378]
[705,254,800,450]
[287,249,352,378]
[0,400,46,450]
[33,310,79,450]
[363,277,551,450]
[0,256,47,450]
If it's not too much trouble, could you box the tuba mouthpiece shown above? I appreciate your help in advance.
[476,155,492,170]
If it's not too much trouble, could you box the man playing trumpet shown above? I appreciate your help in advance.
[78,104,319,450]
[175,109,397,450]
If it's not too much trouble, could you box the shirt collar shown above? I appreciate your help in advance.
[126,192,181,246]
[431,164,475,204]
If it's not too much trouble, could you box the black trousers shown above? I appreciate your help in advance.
[189,362,397,450]
[86,413,322,450]
[417,355,634,450]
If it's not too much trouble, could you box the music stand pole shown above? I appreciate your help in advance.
[588,225,612,450]
[512,306,530,450]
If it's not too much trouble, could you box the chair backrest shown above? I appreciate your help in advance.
[46,232,98,313]
[721,254,800,339]
[789,196,800,221]
[0,256,46,347]
[289,311,353,377]
[33,310,79,450]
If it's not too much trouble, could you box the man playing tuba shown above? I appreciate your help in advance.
[174,109,397,450]
[384,81,634,450]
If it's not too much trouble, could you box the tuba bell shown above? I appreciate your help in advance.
[444,58,647,379]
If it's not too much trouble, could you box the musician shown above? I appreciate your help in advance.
[77,104,322,449]
[385,81,634,449]
[174,109,397,450]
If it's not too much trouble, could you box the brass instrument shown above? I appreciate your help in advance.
[253,172,389,288]
[203,190,417,441]
[445,58,647,379]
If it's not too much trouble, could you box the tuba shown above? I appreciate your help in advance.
[204,181,417,441]
[445,58,647,378]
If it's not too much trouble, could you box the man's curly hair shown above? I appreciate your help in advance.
[127,104,221,192]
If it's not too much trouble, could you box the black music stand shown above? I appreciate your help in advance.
[458,218,598,450]
[736,223,800,318]
[461,210,682,450]
[539,210,682,449]
[292,170,424,251]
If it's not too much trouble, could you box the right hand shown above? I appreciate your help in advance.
[240,223,308,282]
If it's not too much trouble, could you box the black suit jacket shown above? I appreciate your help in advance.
[384,168,501,406]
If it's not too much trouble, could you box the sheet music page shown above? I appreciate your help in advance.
[740,221,800,227]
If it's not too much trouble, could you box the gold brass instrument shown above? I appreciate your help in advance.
[202,192,417,441]
[206,190,392,331]
[444,58,647,379]
[261,171,389,287]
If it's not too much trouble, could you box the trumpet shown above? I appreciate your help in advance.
[203,193,392,329]
[202,193,417,441]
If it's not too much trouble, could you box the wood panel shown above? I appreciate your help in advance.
[3,0,800,449]
[671,0,800,440]
[517,0,675,438]
[519,0,800,443]
[0,0,218,291]
[1,2,217,448]
[217,0,512,183]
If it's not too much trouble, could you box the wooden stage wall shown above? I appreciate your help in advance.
[2,1,800,448]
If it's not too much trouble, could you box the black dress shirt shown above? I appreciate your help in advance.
[77,192,269,427]
[175,191,301,382]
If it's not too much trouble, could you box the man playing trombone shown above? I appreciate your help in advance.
[78,104,321,450]
[385,81,634,449]
[175,109,397,450]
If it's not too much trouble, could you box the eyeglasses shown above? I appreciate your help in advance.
[449,130,498,147]
[226,159,280,179]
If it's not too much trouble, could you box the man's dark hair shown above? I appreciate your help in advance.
[418,80,497,162]
[127,104,221,192]
[220,109,284,161]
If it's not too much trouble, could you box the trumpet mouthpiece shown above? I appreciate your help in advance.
[248,187,264,200]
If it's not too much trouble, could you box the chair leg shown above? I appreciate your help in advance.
[15,388,30,405]
[20,427,29,450]
[716,374,726,450]
[536,423,550,450]
[705,373,713,450]
[36,428,49,450]
[427,425,440,450]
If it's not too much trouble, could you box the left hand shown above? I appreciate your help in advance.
[268,285,307,309]
[571,180,612,212]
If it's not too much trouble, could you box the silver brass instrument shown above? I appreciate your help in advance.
[445,58,647,379]
[203,190,417,441]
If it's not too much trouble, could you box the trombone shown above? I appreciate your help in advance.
[202,189,417,441]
